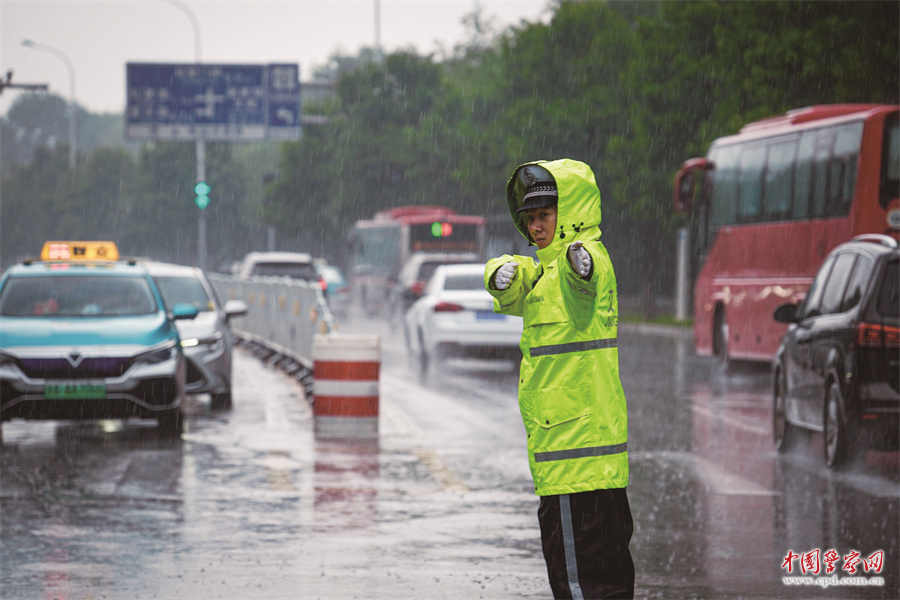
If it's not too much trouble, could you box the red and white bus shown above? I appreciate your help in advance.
[348,206,485,316]
[674,104,899,362]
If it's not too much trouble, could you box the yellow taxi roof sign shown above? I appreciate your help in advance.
[41,241,119,262]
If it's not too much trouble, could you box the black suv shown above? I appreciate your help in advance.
[772,234,899,468]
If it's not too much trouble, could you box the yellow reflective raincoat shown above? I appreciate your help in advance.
[484,159,628,496]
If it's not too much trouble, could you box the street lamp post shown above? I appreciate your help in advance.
[21,39,77,169]
[158,0,207,269]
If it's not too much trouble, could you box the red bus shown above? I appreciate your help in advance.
[349,206,485,316]
[674,104,900,362]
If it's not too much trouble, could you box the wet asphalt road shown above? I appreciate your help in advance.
[1,313,897,599]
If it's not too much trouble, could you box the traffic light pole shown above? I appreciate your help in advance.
[197,140,207,270]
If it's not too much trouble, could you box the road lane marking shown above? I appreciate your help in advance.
[263,450,298,491]
[632,452,776,496]
[691,402,770,436]
[416,449,469,492]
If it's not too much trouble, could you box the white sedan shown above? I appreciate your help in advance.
[403,263,523,369]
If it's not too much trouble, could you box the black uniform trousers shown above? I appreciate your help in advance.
[538,488,634,599]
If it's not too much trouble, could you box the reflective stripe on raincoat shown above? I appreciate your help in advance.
[484,159,628,496]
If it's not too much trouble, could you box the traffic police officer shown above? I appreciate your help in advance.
[485,159,634,599]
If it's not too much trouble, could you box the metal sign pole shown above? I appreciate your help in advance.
[197,140,207,270]
[675,226,690,322]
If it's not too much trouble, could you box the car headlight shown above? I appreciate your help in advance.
[181,332,223,351]
[135,341,178,364]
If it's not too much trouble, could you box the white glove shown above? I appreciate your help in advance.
[493,262,518,290]
[568,241,592,278]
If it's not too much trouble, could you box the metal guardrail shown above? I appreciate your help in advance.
[207,273,335,397]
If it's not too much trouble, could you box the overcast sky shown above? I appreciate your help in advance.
[1,0,551,115]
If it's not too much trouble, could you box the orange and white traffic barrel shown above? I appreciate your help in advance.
[312,334,380,438]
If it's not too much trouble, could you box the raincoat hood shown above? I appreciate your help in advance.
[506,159,602,264]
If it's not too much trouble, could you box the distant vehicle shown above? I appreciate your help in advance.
[404,263,523,370]
[389,252,480,319]
[238,251,318,282]
[314,263,351,319]
[674,104,899,363]
[772,234,899,468]
[0,241,197,436]
[143,261,248,410]
[349,206,485,316]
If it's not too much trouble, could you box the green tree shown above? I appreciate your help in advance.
[269,50,463,267]
[62,147,137,242]
[0,145,72,263]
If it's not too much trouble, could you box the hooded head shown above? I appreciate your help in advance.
[505,159,603,262]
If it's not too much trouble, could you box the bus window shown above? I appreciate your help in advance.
[882,113,899,207]
[811,134,835,218]
[764,137,798,220]
[709,145,740,230]
[738,144,767,222]
[827,122,863,217]
[794,130,817,219]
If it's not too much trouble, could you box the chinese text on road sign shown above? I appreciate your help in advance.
[126,63,300,142]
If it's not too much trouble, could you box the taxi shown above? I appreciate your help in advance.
[0,241,197,436]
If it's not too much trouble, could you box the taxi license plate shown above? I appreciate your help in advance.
[45,383,107,400]
[476,311,505,321]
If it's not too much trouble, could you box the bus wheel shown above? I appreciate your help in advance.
[713,307,730,367]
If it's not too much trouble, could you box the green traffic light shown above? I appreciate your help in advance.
[430,222,452,237]
[194,181,211,209]
[194,181,211,195]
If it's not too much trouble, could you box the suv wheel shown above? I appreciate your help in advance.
[773,368,795,452]
[824,380,852,468]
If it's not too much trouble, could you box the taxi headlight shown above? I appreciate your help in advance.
[136,341,177,364]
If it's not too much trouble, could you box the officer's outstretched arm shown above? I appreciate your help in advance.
[485,255,537,317]
[561,242,602,330]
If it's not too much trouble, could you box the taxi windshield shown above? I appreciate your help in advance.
[0,275,157,317]
[153,275,214,312]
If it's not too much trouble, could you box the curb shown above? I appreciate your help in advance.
[618,322,693,340]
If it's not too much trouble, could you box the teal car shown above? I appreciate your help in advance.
[0,242,198,436]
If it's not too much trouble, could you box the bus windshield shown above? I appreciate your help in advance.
[348,205,485,317]
[352,227,401,276]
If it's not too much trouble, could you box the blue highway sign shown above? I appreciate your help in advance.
[126,63,301,141]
